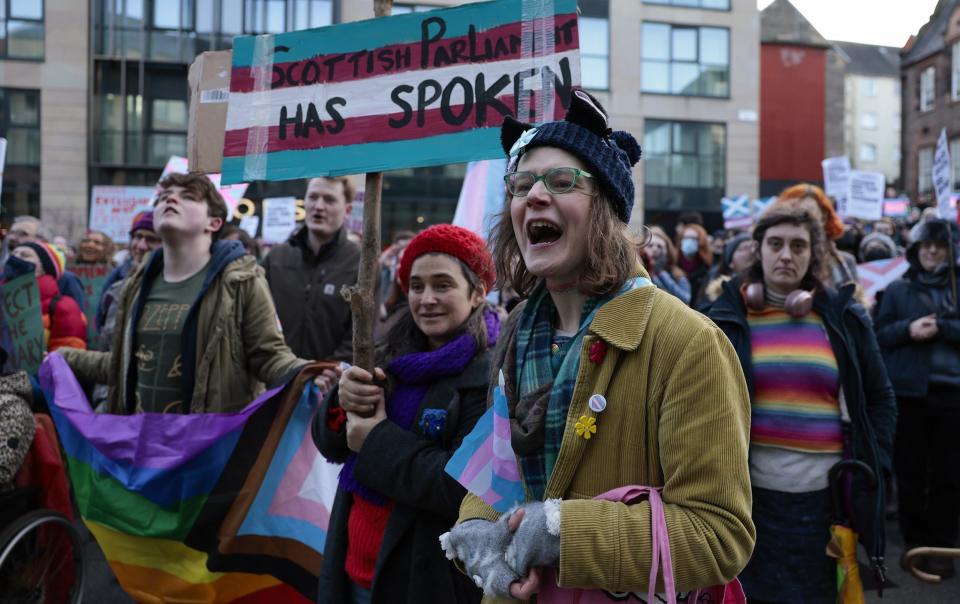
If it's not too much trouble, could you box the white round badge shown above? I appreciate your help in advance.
[588,394,607,413]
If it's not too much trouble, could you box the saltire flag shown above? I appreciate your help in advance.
[453,158,508,241]
[39,354,340,603]
[753,196,776,219]
[857,256,908,306]
[445,371,525,513]
[721,195,752,229]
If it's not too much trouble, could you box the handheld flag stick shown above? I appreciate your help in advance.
[342,0,393,407]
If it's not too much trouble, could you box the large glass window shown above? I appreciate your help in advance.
[953,41,960,101]
[950,139,960,189]
[579,0,609,90]
[643,119,726,211]
[859,143,876,163]
[391,3,436,14]
[920,66,935,112]
[644,0,729,10]
[95,0,333,59]
[642,22,729,97]
[0,0,45,59]
[918,146,934,194]
[0,88,40,166]
[0,88,41,218]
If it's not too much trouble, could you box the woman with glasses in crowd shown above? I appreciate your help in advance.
[440,91,754,601]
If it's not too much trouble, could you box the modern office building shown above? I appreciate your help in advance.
[1,0,760,238]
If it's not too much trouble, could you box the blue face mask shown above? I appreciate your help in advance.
[680,238,699,257]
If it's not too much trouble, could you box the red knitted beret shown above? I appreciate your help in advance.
[398,225,495,294]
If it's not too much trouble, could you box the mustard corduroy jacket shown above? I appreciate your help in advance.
[458,281,755,599]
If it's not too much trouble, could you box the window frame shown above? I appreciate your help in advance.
[641,21,730,99]
[0,0,46,61]
[859,143,877,163]
[953,40,960,102]
[0,87,42,167]
[920,66,935,112]
[642,118,727,190]
[642,0,730,12]
[918,146,934,194]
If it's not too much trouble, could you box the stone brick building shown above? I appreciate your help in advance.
[901,0,960,205]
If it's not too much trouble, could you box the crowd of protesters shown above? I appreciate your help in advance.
[1,92,958,604]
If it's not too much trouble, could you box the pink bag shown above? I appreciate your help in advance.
[537,485,746,604]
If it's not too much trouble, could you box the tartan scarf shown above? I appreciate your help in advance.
[514,277,651,500]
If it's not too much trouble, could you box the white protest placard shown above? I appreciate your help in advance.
[933,128,954,220]
[262,197,297,244]
[822,156,851,218]
[239,215,260,238]
[846,170,885,221]
[345,191,364,235]
[89,186,156,244]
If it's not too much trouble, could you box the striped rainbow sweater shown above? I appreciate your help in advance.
[747,307,843,454]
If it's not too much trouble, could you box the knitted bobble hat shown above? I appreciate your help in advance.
[398,225,496,295]
[500,89,642,223]
[18,241,65,280]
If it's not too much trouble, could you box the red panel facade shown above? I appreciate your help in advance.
[760,44,827,182]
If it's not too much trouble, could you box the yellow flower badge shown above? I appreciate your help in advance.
[575,415,597,440]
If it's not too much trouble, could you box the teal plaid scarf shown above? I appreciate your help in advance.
[514,277,651,500]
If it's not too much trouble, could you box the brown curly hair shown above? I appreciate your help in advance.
[746,205,830,291]
[157,172,229,241]
[490,192,638,298]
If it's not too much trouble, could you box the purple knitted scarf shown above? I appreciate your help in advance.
[338,310,500,505]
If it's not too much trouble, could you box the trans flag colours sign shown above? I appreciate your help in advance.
[221,0,581,184]
[40,354,340,603]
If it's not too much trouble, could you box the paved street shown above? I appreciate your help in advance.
[865,519,960,604]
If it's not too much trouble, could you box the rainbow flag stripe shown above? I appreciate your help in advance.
[39,354,340,603]
[747,309,843,454]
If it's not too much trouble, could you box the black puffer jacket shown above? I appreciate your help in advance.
[708,278,897,577]
[874,220,960,398]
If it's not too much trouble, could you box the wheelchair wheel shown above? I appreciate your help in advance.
[0,509,86,604]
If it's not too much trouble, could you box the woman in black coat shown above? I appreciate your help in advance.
[874,219,960,579]
[312,225,497,604]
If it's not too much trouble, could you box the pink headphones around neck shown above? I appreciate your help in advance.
[743,282,814,318]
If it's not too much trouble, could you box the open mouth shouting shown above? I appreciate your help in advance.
[526,220,563,247]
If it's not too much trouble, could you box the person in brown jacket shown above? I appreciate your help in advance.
[59,173,305,414]
[440,91,754,602]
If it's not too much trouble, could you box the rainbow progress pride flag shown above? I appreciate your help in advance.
[39,354,340,603]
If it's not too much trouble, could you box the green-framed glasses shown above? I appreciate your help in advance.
[503,167,595,197]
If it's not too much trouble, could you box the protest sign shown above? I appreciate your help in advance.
[857,256,908,307]
[89,186,156,244]
[846,170,885,221]
[220,0,581,184]
[345,192,365,235]
[0,273,45,374]
[239,215,260,238]
[69,263,112,340]
[934,128,954,220]
[721,195,752,229]
[822,156,850,217]
[882,197,909,217]
[159,155,250,215]
[262,197,298,243]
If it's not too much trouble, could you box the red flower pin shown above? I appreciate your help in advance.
[588,340,608,364]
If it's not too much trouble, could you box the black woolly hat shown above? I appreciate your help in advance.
[500,89,641,223]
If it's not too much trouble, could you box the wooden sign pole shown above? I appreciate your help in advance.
[344,0,393,380]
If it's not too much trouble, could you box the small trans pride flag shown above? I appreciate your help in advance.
[445,371,525,513]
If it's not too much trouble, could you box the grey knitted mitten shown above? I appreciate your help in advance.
[440,516,519,596]
[505,499,562,576]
